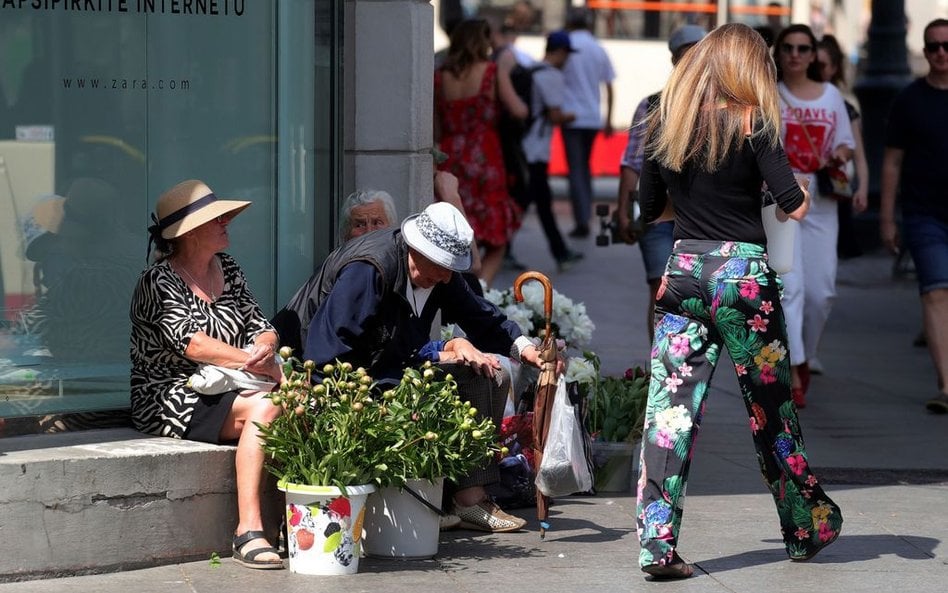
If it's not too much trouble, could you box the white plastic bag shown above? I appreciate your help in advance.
[188,364,277,394]
[535,376,593,497]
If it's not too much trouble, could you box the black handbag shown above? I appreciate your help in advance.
[816,166,853,200]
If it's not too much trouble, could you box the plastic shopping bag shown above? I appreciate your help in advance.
[535,376,593,497]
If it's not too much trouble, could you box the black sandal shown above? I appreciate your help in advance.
[233,530,284,570]
[641,551,694,580]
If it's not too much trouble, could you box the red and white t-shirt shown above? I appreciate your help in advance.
[778,82,855,174]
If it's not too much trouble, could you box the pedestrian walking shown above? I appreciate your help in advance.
[774,24,855,408]
[435,19,527,287]
[616,24,705,345]
[635,23,842,579]
[560,8,615,238]
[880,18,948,414]
[817,34,869,262]
[521,31,583,272]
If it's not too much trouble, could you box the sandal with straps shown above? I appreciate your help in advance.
[641,551,694,580]
[232,530,284,570]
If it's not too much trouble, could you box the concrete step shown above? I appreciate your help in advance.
[0,429,246,581]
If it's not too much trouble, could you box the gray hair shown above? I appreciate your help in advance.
[338,189,398,242]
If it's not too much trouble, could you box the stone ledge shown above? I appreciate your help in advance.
[0,429,244,582]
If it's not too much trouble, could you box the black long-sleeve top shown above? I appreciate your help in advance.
[639,132,804,244]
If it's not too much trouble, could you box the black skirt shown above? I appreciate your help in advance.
[183,391,240,445]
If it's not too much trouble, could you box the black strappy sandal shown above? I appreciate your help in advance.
[232,530,284,570]
[641,551,695,580]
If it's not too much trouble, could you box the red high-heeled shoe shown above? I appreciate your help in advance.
[792,387,807,409]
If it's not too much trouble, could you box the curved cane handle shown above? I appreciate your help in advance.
[513,271,553,337]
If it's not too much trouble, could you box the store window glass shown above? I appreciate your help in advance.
[0,1,336,436]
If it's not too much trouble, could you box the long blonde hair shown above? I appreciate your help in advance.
[647,23,781,172]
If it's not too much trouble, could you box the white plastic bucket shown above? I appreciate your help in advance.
[280,483,375,575]
[362,477,444,559]
[761,203,798,274]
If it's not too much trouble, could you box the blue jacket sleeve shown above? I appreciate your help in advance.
[439,275,522,354]
[303,262,382,364]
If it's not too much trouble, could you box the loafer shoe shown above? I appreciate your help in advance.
[439,513,462,531]
[925,393,948,414]
[453,500,526,533]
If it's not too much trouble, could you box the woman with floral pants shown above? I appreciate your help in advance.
[634,24,842,579]
[636,241,842,571]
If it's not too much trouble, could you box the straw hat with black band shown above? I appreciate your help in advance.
[147,179,250,258]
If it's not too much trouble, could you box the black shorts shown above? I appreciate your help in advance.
[184,391,239,445]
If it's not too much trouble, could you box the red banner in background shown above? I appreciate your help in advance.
[548,128,628,177]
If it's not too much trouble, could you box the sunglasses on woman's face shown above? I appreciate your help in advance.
[780,43,813,55]
[924,41,948,53]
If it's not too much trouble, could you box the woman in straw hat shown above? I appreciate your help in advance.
[635,23,840,579]
[130,179,284,569]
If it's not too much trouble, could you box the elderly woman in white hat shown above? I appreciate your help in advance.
[130,179,284,569]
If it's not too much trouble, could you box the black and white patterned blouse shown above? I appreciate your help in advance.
[129,253,273,438]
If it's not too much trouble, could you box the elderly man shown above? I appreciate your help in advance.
[289,202,552,532]
[273,173,481,355]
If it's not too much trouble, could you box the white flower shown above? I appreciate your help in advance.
[486,284,595,349]
[767,340,787,360]
[501,304,534,335]
[654,405,692,435]
[483,287,507,308]
[565,356,597,386]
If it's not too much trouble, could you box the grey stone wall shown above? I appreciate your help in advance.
[344,0,435,220]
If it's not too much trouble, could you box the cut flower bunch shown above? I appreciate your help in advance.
[377,362,499,488]
[483,282,595,349]
[567,352,649,443]
[257,351,499,491]
[257,353,390,489]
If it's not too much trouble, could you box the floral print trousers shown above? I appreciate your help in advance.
[636,240,842,568]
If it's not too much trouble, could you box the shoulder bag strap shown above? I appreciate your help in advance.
[777,88,824,168]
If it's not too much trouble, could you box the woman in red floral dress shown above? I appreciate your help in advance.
[435,19,527,286]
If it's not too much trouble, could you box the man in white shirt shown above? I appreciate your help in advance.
[521,30,582,271]
[561,8,616,238]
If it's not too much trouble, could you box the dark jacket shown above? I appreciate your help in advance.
[271,228,402,355]
[277,228,522,381]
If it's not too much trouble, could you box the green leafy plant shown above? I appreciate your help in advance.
[257,353,390,489]
[579,352,649,443]
[376,362,499,488]
[257,352,498,491]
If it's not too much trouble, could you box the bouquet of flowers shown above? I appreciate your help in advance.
[257,352,499,491]
[567,352,649,443]
[482,282,595,349]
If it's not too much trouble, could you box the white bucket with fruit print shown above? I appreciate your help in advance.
[279,482,375,575]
